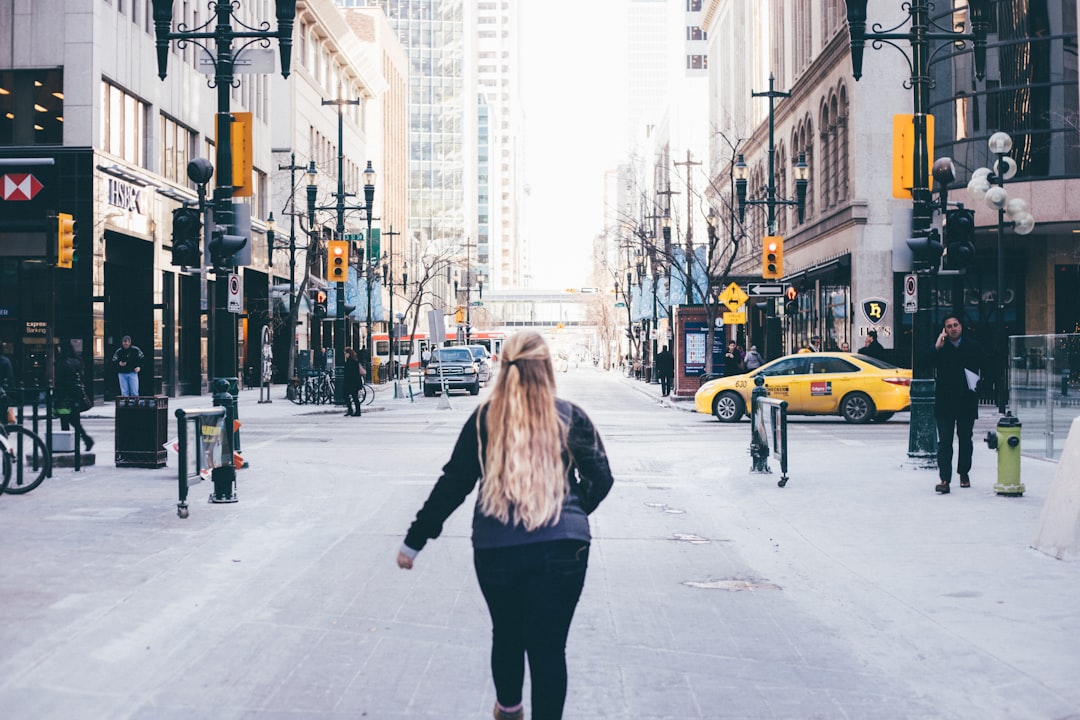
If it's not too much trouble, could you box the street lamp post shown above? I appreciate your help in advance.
[843,0,989,460]
[152,0,295,503]
[382,225,401,397]
[324,96,360,405]
[967,131,1036,415]
[307,158,376,383]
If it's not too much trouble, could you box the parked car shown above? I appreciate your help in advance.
[423,346,481,396]
[462,344,493,384]
[694,352,912,423]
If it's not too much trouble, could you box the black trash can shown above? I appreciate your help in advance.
[115,396,169,468]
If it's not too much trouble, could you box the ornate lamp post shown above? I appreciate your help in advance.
[967,131,1036,415]
[152,0,295,503]
[843,0,989,460]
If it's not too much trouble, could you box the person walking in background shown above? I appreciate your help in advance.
[744,344,764,370]
[929,313,983,494]
[397,330,614,720]
[56,341,94,452]
[343,347,363,417]
[655,344,674,397]
[859,330,889,361]
[111,335,144,397]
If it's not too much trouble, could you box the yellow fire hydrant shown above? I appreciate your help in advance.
[985,411,1025,496]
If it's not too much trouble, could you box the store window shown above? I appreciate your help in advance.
[0,69,64,145]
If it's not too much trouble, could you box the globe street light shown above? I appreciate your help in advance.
[967,131,1036,415]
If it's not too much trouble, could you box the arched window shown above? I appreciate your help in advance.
[838,85,850,202]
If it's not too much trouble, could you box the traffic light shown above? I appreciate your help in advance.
[208,224,248,266]
[943,207,976,271]
[327,240,348,282]
[454,306,465,324]
[906,226,944,270]
[170,206,202,266]
[312,289,328,320]
[762,236,784,279]
[784,285,799,315]
[56,212,77,268]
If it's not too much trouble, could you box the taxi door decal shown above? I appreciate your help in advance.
[810,380,832,396]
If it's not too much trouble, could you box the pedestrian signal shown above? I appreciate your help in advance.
[328,240,348,282]
[312,290,328,320]
[170,206,203,267]
[762,236,783,279]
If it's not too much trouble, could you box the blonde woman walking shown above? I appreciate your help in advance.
[397,330,614,720]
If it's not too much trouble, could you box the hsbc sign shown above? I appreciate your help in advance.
[1,173,44,201]
[0,159,59,233]
[107,178,143,213]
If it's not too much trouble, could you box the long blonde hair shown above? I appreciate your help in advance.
[477,331,568,530]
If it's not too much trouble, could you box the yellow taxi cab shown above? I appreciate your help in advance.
[694,352,912,423]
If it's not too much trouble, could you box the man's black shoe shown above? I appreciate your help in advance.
[935,481,951,494]
[960,474,970,488]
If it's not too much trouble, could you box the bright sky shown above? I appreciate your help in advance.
[519,0,629,289]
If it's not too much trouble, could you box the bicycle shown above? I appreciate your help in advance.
[1,421,51,495]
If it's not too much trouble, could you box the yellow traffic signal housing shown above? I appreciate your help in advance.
[57,212,76,268]
[762,236,783,279]
[327,240,348,282]
[891,113,935,199]
[454,306,465,324]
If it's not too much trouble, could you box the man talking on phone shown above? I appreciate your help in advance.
[929,313,983,494]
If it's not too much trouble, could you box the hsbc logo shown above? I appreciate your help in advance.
[1,173,44,201]
[107,178,143,213]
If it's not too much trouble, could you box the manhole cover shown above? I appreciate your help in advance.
[682,579,782,591]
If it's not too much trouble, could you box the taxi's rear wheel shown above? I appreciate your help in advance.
[840,391,875,423]
[713,391,745,422]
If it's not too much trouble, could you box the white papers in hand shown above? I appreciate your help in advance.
[965,369,980,392]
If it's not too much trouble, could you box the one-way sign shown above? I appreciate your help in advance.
[745,283,785,296]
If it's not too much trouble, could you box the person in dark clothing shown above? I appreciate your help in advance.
[654,345,674,396]
[343,347,363,417]
[56,342,94,452]
[859,330,889,361]
[398,330,614,720]
[723,341,745,376]
[0,347,14,424]
[111,335,144,397]
[928,313,983,493]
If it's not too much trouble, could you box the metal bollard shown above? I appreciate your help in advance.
[984,411,1025,496]
[749,375,769,473]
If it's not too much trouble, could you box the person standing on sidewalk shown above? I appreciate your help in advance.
[56,341,94,452]
[397,330,614,720]
[111,335,144,397]
[929,313,983,494]
[655,345,674,396]
[343,347,363,417]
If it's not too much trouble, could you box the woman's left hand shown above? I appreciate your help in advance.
[396,551,414,569]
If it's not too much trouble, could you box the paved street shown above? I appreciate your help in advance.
[1,367,1078,719]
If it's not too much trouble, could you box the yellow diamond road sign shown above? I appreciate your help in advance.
[720,282,749,311]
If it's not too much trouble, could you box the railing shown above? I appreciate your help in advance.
[1008,333,1080,461]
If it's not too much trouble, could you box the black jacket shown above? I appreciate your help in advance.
[655,349,674,378]
[404,399,614,553]
[929,336,983,419]
[343,357,362,392]
[859,340,888,361]
[111,345,144,373]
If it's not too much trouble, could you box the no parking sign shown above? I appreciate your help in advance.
[227,273,242,313]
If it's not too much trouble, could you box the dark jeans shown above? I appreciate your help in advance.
[659,375,671,396]
[937,412,975,482]
[345,388,361,415]
[473,539,590,720]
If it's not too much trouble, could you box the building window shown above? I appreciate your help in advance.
[160,114,194,186]
[0,68,64,146]
[102,80,147,167]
